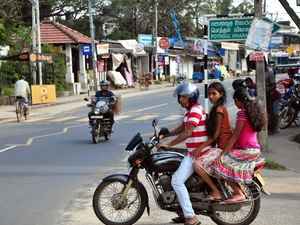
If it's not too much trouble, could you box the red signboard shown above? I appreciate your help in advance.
[158,37,170,50]
[249,51,264,61]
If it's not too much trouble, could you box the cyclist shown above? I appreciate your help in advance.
[14,75,31,115]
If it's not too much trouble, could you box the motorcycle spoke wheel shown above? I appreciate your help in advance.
[210,182,260,225]
[93,180,146,225]
[92,124,100,143]
[278,109,295,129]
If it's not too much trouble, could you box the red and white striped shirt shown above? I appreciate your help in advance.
[183,103,210,156]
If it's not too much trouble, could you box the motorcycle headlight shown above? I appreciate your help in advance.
[94,107,100,115]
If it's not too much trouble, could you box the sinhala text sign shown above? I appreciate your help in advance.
[208,17,281,41]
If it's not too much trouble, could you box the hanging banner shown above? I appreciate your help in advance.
[245,18,273,51]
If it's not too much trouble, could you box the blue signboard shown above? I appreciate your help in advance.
[138,34,153,46]
[82,44,92,56]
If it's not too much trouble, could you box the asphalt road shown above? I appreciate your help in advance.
[0,78,299,224]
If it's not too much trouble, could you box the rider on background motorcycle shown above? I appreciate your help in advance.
[157,82,210,225]
[87,80,116,132]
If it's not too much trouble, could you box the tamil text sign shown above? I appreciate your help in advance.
[208,18,281,41]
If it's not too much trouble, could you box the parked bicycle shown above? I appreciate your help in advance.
[15,96,28,122]
[134,74,150,91]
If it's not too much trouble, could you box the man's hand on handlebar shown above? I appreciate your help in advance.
[156,143,170,151]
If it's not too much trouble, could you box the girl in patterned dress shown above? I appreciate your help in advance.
[193,82,233,202]
[213,87,268,203]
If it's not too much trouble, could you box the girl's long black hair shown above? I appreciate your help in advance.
[233,87,268,132]
[206,82,227,139]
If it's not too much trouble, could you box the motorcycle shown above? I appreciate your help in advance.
[92,119,269,225]
[173,73,187,86]
[278,84,300,129]
[84,98,113,143]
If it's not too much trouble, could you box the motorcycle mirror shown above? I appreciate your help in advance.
[159,128,170,136]
[152,119,158,127]
[84,98,89,101]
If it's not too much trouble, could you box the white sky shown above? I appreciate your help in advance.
[233,0,300,31]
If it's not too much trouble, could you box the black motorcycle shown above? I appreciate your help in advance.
[278,84,300,129]
[84,98,112,143]
[92,119,269,225]
[173,73,187,86]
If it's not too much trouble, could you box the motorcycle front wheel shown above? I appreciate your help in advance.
[92,123,100,143]
[93,180,147,225]
[210,182,260,225]
[278,109,295,129]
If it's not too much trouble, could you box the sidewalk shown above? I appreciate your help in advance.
[0,80,299,172]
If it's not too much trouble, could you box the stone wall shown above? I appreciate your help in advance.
[0,96,14,105]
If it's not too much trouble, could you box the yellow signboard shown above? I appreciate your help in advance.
[31,85,56,104]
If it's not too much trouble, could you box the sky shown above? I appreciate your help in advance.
[233,0,300,31]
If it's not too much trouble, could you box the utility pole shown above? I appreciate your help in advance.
[278,0,300,29]
[36,0,42,85]
[153,0,158,81]
[31,3,37,85]
[88,0,98,92]
[254,0,268,152]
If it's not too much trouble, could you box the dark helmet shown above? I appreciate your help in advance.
[173,82,200,104]
[100,79,109,90]
[232,78,245,90]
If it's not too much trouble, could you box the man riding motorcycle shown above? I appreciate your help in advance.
[87,80,116,132]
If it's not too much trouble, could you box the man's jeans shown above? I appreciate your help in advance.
[171,155,196,219]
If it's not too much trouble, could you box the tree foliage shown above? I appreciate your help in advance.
[1,0,255,42]
[0,0,255,88]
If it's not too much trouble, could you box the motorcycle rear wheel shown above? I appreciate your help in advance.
[92,124,100,143]
[278,109,295,129]
[93,180,147,225]
[210,182,260,225]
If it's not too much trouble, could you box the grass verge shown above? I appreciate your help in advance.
[264,160,286,170]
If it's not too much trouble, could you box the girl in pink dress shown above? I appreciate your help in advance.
[213,87,268,203]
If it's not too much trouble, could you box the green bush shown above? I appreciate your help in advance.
[0,86,14,96]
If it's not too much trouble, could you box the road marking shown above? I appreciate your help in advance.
[161,115,181,120]
[115,115,130,121]
[5,124,85,146]
[23,117,52,122]
[136,103,168,112]
[0,146,17,153]
[132,115,158,121]
[49,116,78,122]
[77,118,89,122]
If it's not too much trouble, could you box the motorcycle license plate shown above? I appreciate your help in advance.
[91,115,103,119]
[256,173,265,186]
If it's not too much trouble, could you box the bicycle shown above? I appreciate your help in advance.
[135,74,149,91]
[15,96,28,122]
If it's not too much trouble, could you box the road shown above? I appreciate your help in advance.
[0,78,299,225]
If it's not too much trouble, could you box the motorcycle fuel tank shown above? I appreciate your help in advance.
[147,151,184,173]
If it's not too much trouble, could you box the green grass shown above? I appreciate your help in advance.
[264,160,286,170]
